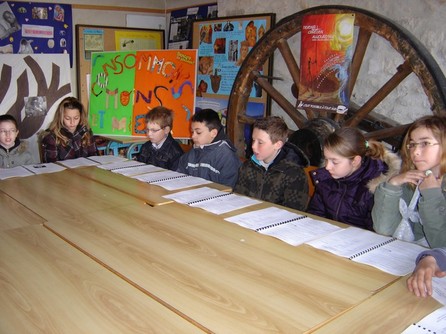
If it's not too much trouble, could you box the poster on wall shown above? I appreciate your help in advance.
[0,54,72,163]
[0,1,73,66]
[297,13,355,114]
[89,49,197,139]
[168,3,217,50]
[191,13,275,131]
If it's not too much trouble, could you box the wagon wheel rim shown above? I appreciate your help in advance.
[227,5,446,160]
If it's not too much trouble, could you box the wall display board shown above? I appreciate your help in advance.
[89,49,197,139]
[168,3,217,50]
[192,14,275,127]
[0,1,73,64]
[76,25,164,109]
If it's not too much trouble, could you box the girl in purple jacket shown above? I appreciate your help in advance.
[307,127,400,230]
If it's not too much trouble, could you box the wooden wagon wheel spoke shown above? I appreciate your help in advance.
[345,59,413,128]
[227,5,446,164]
[251,71,307,128]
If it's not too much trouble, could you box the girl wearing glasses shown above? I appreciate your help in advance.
[373,115,446,248]
[42,97,97,162]
[0,114,34,168]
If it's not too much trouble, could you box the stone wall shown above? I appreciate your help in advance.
[217,0,446,129]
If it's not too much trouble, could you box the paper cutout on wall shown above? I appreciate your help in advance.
[89,49,197,138]
[0,53,72,162]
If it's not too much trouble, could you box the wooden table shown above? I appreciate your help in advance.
[1,169,441,333]
[0,169,140,221]
[44,202,404,333]
[0,225,204,333]
[69,166,230,206]
[0,191,45,231]
[312,277,441,333]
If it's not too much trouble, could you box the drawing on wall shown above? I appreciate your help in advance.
[0,54,72,162]
[83,29,104,60]
[0,1,73,65]
[89,49,197,139]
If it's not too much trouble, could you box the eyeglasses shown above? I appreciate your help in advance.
[145,127,164,134]
[0,129,18,135]
[406,141,440,150]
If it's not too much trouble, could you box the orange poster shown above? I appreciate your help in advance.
[89,49,197,138]
[298,14,355,114]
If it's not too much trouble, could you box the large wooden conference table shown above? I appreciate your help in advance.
[0,166,441,333]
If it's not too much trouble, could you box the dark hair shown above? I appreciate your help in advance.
[145,106,174,129]
[191,108,221,131]
[0,114,18,128]
[253,116,288,143]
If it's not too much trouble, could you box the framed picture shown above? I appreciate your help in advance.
[191,13,275,127]
[75,25,164,110]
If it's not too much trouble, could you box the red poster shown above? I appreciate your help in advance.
[298,14,355,114]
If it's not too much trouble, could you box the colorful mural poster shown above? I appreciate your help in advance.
[196,18,268,98]
[298,14,355,114]
[0,1,73,66]
[89,49,197,139]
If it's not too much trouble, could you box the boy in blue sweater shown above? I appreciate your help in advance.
[177,109,241,188]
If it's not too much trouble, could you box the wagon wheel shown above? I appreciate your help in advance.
[227,5,446,165]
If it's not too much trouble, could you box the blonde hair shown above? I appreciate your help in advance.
[48,97,91,147]
[400,115,446,175]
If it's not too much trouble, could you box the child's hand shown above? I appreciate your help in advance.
[419,172,442,190]
[407,256,446,297]
[388,170,425,187]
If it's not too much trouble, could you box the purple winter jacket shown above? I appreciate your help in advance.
[307,156,388,230]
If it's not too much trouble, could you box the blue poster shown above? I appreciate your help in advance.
[0,1,73,66]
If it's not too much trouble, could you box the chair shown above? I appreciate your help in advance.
[36,129,49,163]
[304,165,318,198]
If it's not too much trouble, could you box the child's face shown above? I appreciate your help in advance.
[323,148,359,179]
[409,127,441,173]
[191,121,216,146]
[146,121,169,145]
[0,120,18,149]
[63,107,81,133]
[251,128,282,163]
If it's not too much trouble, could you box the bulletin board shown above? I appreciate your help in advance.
[192,13,275,127]
[75,24,164,109]
[0,1,73,63]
